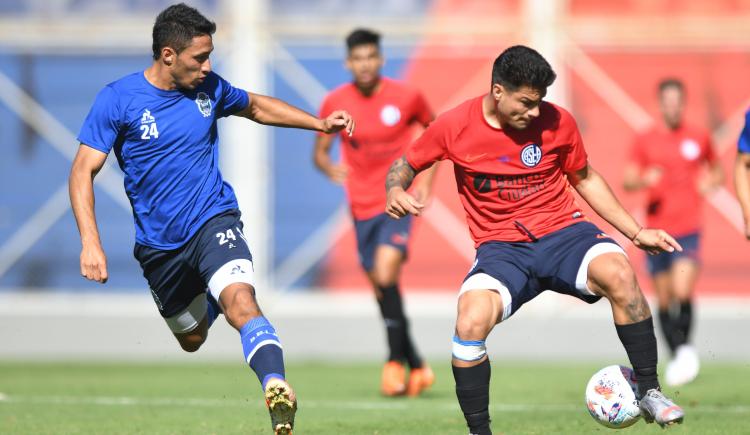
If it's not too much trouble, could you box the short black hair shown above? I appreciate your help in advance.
[491,45,556,92]
[152,3,216,60]
[658,78,685,95]
[346,28,381,51]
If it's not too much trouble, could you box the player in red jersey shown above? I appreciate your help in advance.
[385,46,685,433]
[624,79,723,387]
[313,29,437,397]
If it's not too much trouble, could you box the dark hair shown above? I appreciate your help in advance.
[491,45,556,92]
[152,3,216,60]
[346,28,381,51]
[658,78,684,95]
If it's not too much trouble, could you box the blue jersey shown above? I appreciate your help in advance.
[740,109,750,154]
[78,71,249,249]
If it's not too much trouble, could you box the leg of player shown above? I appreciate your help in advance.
[666,257,700,386]
[219,282,296,434]
[586,253,684,427]
[652,271,678,354]
[173,315,210,352]
[370,245,433,397]
[452,288,503,435]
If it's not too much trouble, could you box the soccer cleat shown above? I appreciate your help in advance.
[406,364,435,397]
[666,344,700,387]
[638,388,684,427]
[265,379,297,435]
[381,361,406,396]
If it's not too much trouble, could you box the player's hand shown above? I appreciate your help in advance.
[321,110,355,137]
[323,163,348,185]
[386,187,425,218]
[80,243,108,283]
[632,228,683,255]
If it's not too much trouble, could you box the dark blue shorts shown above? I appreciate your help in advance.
[460,222,625,321]
[646,232,700,275]
[353,213,412,271]
[133,209,254,332]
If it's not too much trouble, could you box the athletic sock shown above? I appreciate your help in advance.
[205,293,222,329]
[453,358,492,435]
[615,317,660,396]
[240,316,285,390]
[377,284,422,368]
[657,308,677,354]
[673,301,693,348]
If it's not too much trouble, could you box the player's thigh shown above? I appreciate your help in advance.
[651,271,673,308]
[371,245,405,287]
[190,210,256,310]
[353,214,382,273]
[133,243,208,339]
[586,252,638,299]
[670,257,699,300]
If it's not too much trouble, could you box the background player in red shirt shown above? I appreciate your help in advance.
[385,46,685,433]
[313,29,437,397]
[624,79,723,387]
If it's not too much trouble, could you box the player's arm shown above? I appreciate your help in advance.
[312,133,347,185]
[385,156,425,219]
[568,163,682,255]
[69,145,109,283]
[734,152,750,239]
[699,159,725,195]
[236,92,354,136]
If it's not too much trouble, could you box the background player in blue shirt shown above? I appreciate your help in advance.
[68,4,353,434]
[735,109,750,240]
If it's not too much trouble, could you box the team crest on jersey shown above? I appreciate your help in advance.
[195,92,212,117]
[380,104,401,126]
[680,138,700,161]
[520,143,543,167]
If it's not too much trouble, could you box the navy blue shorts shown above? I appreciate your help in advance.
[353,213,412,271]
[133,209,254,332]
[460,222,626,321]
[646,232,700,275]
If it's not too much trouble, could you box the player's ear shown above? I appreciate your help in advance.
[344,55,353,72]
[162,47,176,66]
[492,83,504,101]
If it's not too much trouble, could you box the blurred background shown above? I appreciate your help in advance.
[1,0,749,362]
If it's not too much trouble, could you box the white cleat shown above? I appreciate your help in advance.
[666,344,700,387]
[639,389,685,427]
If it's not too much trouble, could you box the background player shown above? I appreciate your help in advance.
[385,45,684,434]
[69,4,353,434]
[313,28,436,397]
[735,108,750,239]
[623,78,723,387]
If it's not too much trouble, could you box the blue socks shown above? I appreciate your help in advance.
[240,316,285,390]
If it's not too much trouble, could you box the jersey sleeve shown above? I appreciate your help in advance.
[411,90,434,126]
[77,85,122,154]
[405,117,448,171]
[216,74,250,118]
[560,112,588,173]
[739,110,750,154]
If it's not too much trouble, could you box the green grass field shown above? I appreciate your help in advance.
[0,361,748,434]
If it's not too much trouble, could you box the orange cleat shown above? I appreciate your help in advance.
[381,361,407,396]
[406,364,435,397]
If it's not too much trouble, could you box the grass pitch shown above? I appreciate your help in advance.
[0,361,748,434]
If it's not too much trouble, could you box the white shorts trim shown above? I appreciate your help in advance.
[576,243,627,295]
[207,259,255,302]
[459,273,513,321]
[165,293,206,334]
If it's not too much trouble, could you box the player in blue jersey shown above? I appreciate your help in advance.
[68,4,353,434]
[735,109,750,240]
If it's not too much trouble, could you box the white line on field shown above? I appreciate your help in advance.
[0,394,748,414]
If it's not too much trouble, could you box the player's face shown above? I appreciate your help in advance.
[346,43,383,91]
[492,84,544,130]
[659,86,684,129]
[170,35,213,90]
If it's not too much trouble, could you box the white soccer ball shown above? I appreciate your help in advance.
[585,365,642,429]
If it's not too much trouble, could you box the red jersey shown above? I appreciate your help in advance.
[630,124,715,236]
[319,78,432,219]
[406,96,588,246]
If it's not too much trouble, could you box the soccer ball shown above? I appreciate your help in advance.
[585,365,641,429]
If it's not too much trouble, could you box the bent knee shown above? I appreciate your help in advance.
[455,311,493,341]
[592,257,639,301]
[176,332,207,352]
